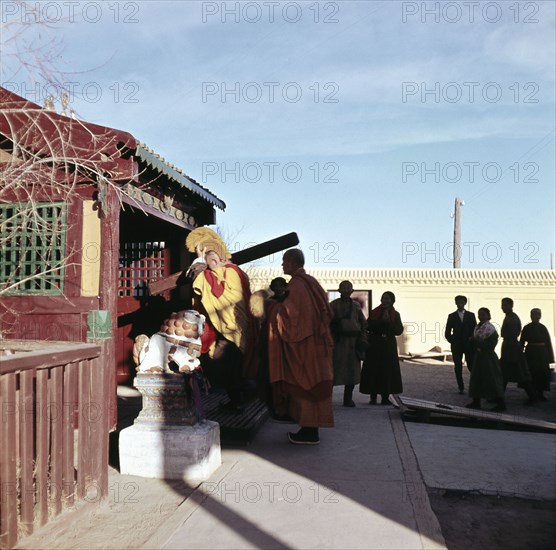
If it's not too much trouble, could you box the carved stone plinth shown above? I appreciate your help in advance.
[133,372,197,425]
[119,373,221,483]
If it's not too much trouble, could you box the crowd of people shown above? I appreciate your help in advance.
[444,296,554,412]
[180,229,554,446]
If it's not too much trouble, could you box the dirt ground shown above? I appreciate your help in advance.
[428,491,556,550]
[17,360,556,549]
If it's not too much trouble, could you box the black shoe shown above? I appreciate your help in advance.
[490,404,507,412]
[343,399,356,408]
[458,387,464,395]
[287,429,319,445]
[524,397,537,406]
[465,401,481,410]
[271,413,296,424]
[369,397,377,405]
[539,393,547,401]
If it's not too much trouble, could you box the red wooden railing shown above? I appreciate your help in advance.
[0,340,109,549]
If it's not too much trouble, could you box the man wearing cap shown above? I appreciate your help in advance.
[445,295,477,394]
[330,280,367,407]
[267,248,334,445]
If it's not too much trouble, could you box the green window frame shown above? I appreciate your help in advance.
[0,202,67,295]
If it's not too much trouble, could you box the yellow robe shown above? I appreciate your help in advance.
[192,264,250,354]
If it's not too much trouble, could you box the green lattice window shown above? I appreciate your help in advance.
[0,202,67,294]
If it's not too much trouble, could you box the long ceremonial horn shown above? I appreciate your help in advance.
[148,232,299,295]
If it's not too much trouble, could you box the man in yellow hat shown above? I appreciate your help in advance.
[186,228,257,412]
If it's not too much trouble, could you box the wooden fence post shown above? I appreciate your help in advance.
[85,311,113,499]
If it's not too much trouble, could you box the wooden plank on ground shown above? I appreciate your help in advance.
[400,352,448,360]
[390,393,408,412]
[399,395,556,433]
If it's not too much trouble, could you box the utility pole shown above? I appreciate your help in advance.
[452,198,464,268]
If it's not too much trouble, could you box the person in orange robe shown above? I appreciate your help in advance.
[267,248,334,445]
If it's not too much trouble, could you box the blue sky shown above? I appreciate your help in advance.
[2,0,555,268]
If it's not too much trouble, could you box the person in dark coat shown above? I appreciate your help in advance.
[520,308,555,401]
[467,307,506,412]
[500,297,536,404]
[444,295,477,394]
[359,291,403,405]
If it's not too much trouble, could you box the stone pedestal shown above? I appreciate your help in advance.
[119,373,221,484]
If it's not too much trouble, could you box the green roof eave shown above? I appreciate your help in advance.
[135,142,225,210]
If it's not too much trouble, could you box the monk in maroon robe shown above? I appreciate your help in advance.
[267,249,334,445]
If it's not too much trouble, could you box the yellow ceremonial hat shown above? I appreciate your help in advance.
[185,227,231,261]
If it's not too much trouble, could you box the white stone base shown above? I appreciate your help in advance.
[119,420,221,484]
